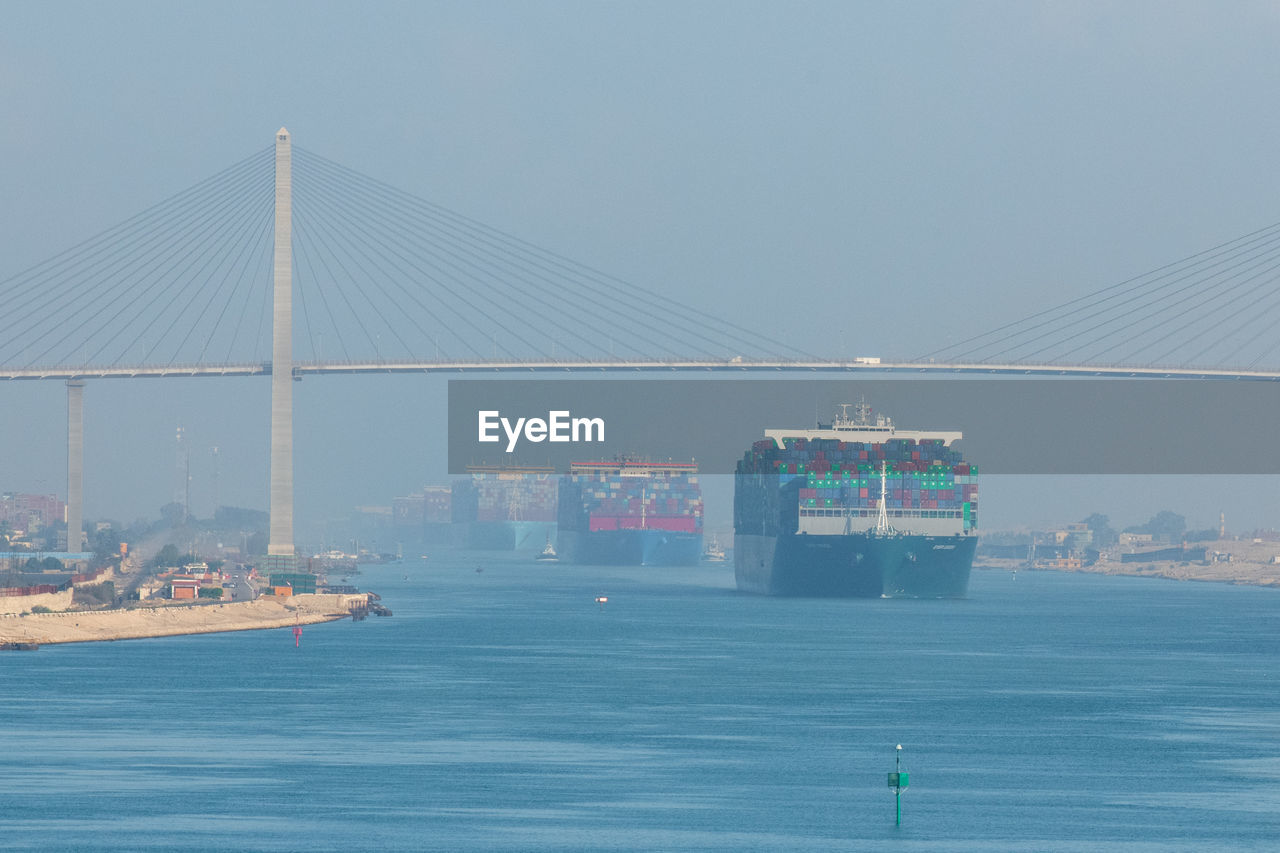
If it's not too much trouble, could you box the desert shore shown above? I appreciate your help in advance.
[0,593,368,646]
[977,540,1280,589]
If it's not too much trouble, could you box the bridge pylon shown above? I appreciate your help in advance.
[66,380,84,553]
[266,127,296,573]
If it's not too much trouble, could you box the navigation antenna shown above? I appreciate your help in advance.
[834,399,873,426]
[875,460,896,536]
[507,482,522,522]
[854,397,872,425]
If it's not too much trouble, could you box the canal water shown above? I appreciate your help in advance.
[1,555,1278,851]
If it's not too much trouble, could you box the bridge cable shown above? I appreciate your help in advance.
[295,147,818,361]
[0,147,271,306]
[294,152,692,359]
[1011,236,1280,364]
[291,222,355,362]
[965,228,1280,363]
[195,198,276,366]
[294,158,619,360]
[0,152,272,364]
[916,220,1280,363]
[74,160,273,367]
[294,162,608,360]
[292,207,412,360]
[135,179,276,367]
[167,186,276,367]
[13,155,273,367]
[294,178,509,360]
[296,148,799,360]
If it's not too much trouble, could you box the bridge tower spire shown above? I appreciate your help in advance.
[267,127,295,570]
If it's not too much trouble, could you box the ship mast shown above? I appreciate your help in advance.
[508,483,521,522]
[875,460,896,536]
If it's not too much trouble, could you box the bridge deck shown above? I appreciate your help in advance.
[3,360,1279,381]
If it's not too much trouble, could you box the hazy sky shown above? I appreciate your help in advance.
[4,2,1280,539]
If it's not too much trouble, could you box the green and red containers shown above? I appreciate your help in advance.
[735,404,977,597]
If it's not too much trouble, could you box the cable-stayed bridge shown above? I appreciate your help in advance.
[5,360,1280,382]
[5,128,1279,558]
[6,132,1280,382]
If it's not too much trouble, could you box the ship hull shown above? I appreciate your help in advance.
[735,532,974,598]
[559,529,703,567]
[457,521,557,552]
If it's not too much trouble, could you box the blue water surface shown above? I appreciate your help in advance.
[2,556,1278,851]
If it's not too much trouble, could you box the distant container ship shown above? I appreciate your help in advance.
[451,465,558,551]
[735,402,977,597]
[557,457,703,566]
[392,486,453,545]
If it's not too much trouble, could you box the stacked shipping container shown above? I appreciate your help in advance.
[452,467,558,524]
[736,436,978,532]
[451,466,559,551]
[559,460,703,534]
[557,459,704,566]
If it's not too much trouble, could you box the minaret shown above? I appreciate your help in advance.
[267,127,295,569]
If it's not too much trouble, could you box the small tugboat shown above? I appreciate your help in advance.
[535,535,560,563]
[701,535,728,563]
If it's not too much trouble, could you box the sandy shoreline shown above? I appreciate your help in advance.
[976,558,1280,589]
[0,594,368,646]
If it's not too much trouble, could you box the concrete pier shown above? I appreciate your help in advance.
[66,379,84,552]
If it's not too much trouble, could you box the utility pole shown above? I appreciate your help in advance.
[211,446,220,518]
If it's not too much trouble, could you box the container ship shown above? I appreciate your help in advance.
[557,457,703,566]
[392,486,453,546]
[451,465,558,551]
[734,402,977,597]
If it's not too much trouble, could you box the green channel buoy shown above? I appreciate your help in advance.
[887,744,909,826]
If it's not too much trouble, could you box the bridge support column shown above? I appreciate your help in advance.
[267,127,296,573]
[66,379,84,553]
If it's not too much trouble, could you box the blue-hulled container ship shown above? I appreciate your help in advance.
[452,465,558,551]
[557,457,703,566]
[734,402,977,597]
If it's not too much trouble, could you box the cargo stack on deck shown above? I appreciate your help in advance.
[451,466,558,551]
[557,458,703,566]
[735,402,977,597]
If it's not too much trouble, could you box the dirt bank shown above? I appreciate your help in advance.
[0,593,368,646]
